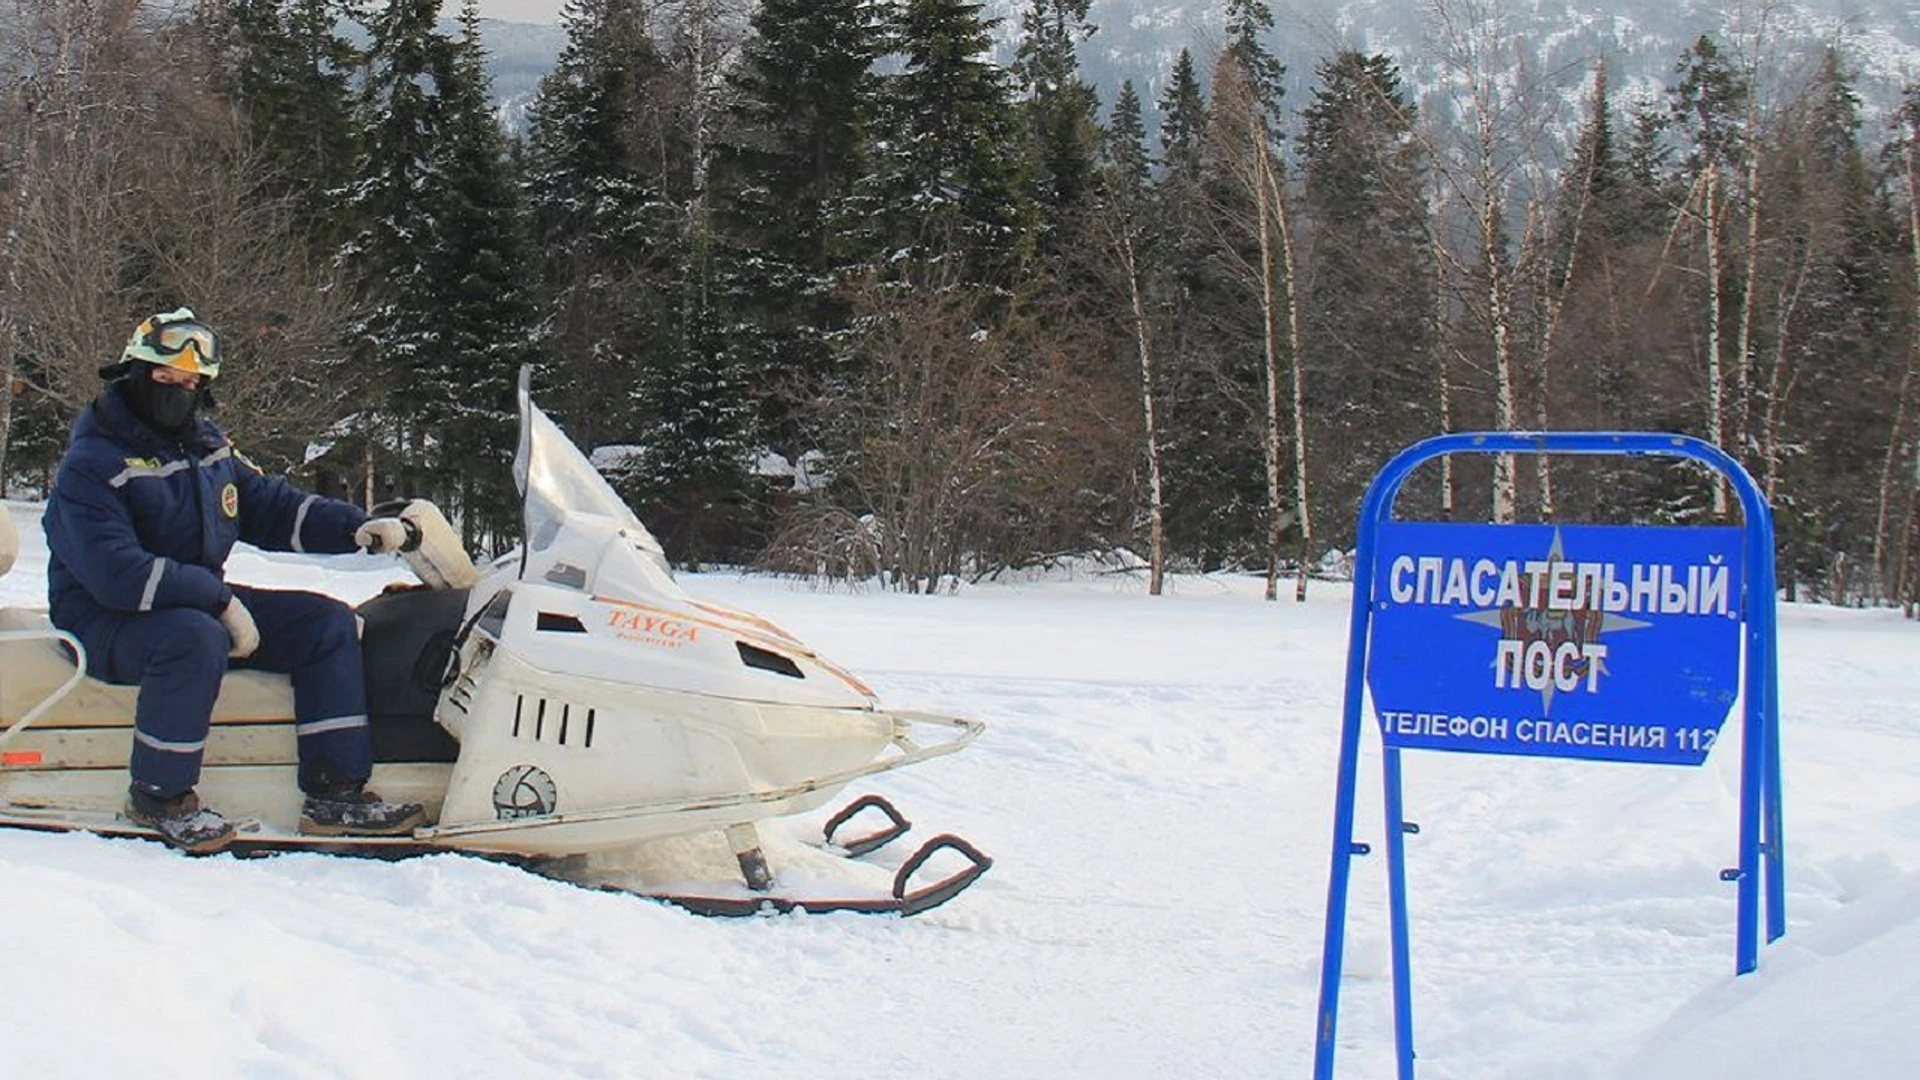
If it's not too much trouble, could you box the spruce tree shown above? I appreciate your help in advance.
[1667,35,1752,513]
[218,0,361,247]
[1158,49,1207,177]
[1205,8,1301,591]
[522,0,678,445]
[1102,81,1151,206]
[1095,80,1173,589]
[345,0,449,485]
[1770,49,1901,594]
[1223,0,1284,121]
[1011,0,1100,259]
[625,261,763,564]
[343,0,541,546]
[1150,49,1265,568]
[626,1,763,564]
[867,0,1033,286]
[1671,36,1749,172]
[1622,102,1676,215]
[1557,61,1624,246]
[1548,61,1654,516]
[1547,62,1704,528]
[525,0,762,562]
[425,2,547,549]
[1299,51,1435,534]
[714,0,883,454]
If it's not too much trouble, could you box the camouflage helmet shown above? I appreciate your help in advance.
[121,307,220,379]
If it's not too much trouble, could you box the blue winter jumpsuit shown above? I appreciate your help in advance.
[44,384,375,797]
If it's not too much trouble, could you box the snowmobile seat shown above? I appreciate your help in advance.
[0,507,290,724]
[0,606,295,728]
[0,601,467,764]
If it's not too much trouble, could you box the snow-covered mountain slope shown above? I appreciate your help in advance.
[477,2,1920,153]
[990,0,1920,107]
[980,0,1920,147]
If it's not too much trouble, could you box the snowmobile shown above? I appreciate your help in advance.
[0,371,990,916]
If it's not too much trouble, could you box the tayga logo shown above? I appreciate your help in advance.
[604,606,700,650]
[492,764,557,820]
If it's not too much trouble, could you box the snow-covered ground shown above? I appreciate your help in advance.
[1,498,1917,1079]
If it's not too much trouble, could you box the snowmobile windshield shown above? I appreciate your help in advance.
[512,370,670,577]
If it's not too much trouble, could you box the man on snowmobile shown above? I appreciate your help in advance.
[42,308,426,854]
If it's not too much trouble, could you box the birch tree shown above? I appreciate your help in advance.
[1211,0,1309,600]
[1880,85,1920,608]
[1094,82,1170,593]
[1422,0,1566,523]
[1669,35,1750,517]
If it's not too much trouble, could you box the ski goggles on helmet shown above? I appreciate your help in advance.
[122,307,221,379]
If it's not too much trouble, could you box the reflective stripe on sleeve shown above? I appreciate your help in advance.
[133,729,206,754]
[139,558,167,611]
[108,460,190,488]
[291,494,319,553]
[199,446,232,467]
[294,715,369,738]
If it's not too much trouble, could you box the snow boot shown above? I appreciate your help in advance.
[299,784,427,837]
[125,785,236,855]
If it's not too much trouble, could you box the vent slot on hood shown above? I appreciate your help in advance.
[512,694,595,746]
[737,641,804,679]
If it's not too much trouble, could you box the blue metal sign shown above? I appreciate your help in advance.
[1312,432,1786,1080]
[1367,521,1744,765]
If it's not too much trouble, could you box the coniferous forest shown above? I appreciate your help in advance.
[5,0,1920,609]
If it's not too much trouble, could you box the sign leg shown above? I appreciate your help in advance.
[1383,748,1417,1079]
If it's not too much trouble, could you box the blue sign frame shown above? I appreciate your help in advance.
[1312,433,1784,1080]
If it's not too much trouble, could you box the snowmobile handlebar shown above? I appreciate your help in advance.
[367,500,426,553]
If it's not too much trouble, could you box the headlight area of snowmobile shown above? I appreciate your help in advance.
[465,577,880,713]
[421,577,963,857]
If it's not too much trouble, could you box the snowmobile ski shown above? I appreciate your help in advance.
[604,832,994,918]
[0,804,991,917]
[821,792,914,857]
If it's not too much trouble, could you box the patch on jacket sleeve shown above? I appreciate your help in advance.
[221,482,239,518]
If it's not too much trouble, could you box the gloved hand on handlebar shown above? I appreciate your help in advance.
[354,517,412,554]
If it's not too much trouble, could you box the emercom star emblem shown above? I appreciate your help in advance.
[1456,529,1650,716]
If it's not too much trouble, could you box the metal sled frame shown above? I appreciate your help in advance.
[0,628,87,758]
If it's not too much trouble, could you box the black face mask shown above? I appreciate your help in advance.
[123,371,202,436]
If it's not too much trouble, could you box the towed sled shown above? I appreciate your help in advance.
[0,372,989,916]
